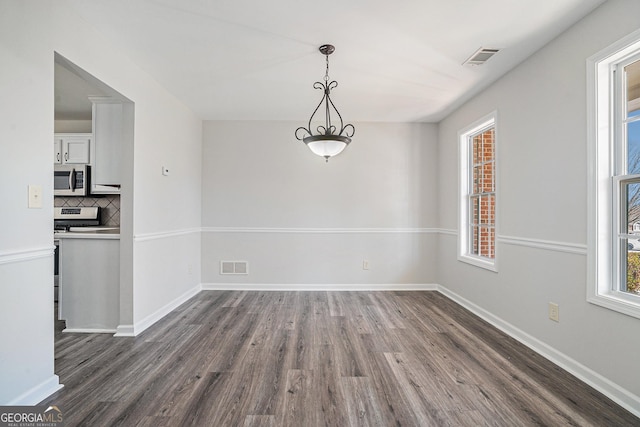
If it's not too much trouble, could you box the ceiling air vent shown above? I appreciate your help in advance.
[463,47,500,66]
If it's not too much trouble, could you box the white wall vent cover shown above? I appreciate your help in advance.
[220,261,249,275]
[463,47,500,66]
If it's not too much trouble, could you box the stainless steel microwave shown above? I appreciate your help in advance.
[54,164,89,196]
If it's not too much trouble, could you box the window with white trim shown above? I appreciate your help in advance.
[459,113,497,271]
[588,29,640,318]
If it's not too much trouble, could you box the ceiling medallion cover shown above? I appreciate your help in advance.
[295,44,355,162]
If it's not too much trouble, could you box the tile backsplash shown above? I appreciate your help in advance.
[54,194,120,226]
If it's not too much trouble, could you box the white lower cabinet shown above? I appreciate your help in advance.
[58,237,119,332]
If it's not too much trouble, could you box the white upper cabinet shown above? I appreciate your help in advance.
[54,138,62,164]
[90,97,123,194]
[54,134,91,164]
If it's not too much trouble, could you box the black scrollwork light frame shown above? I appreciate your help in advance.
[295,44,355,162]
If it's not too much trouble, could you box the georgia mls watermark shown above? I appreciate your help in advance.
[0,406,63,427]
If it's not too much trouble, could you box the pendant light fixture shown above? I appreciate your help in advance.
[295,44,355,162]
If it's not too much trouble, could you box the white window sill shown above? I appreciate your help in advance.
[588,292,640,320]
[458,254,498,272]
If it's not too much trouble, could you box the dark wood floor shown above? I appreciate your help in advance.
[42,291,639,426]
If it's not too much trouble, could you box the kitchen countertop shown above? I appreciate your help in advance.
[54,227,120,240]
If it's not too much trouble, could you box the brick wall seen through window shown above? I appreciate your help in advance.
[470,128,495,259]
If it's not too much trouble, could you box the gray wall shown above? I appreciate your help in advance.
[201,121,438,286]
[0,0,203,403]
[0,1,59,404]
[51,2,203,333]
[437,0,640,408]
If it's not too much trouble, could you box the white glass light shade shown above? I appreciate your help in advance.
[304,135,351,160]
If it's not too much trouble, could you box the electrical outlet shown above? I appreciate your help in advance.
[549,302,559,322]
[362,260,370,270]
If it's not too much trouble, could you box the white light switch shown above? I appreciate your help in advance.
[162,166,170,176]
[28,185,43,208]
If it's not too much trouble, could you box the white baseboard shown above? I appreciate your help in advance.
[436,285,640,418]
[63,328,116,334]
[7,375,63,405]
[201,283,438,291]
[114,324,135,337]
[126,284,202,337]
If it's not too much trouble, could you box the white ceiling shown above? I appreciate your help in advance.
[60,0,606,123]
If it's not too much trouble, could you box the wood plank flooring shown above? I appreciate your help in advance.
[42,291,640,426]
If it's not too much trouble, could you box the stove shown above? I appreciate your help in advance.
[54,206,101,230]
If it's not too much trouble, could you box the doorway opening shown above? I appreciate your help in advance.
[53,53,133,339]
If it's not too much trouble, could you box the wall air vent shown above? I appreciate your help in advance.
[220,261,249,275]
[463,47,500,66]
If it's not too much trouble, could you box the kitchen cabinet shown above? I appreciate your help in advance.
[90,97,122,194]
[54,133,91,164]
[57,232,120,332]
[54,140,61,164]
